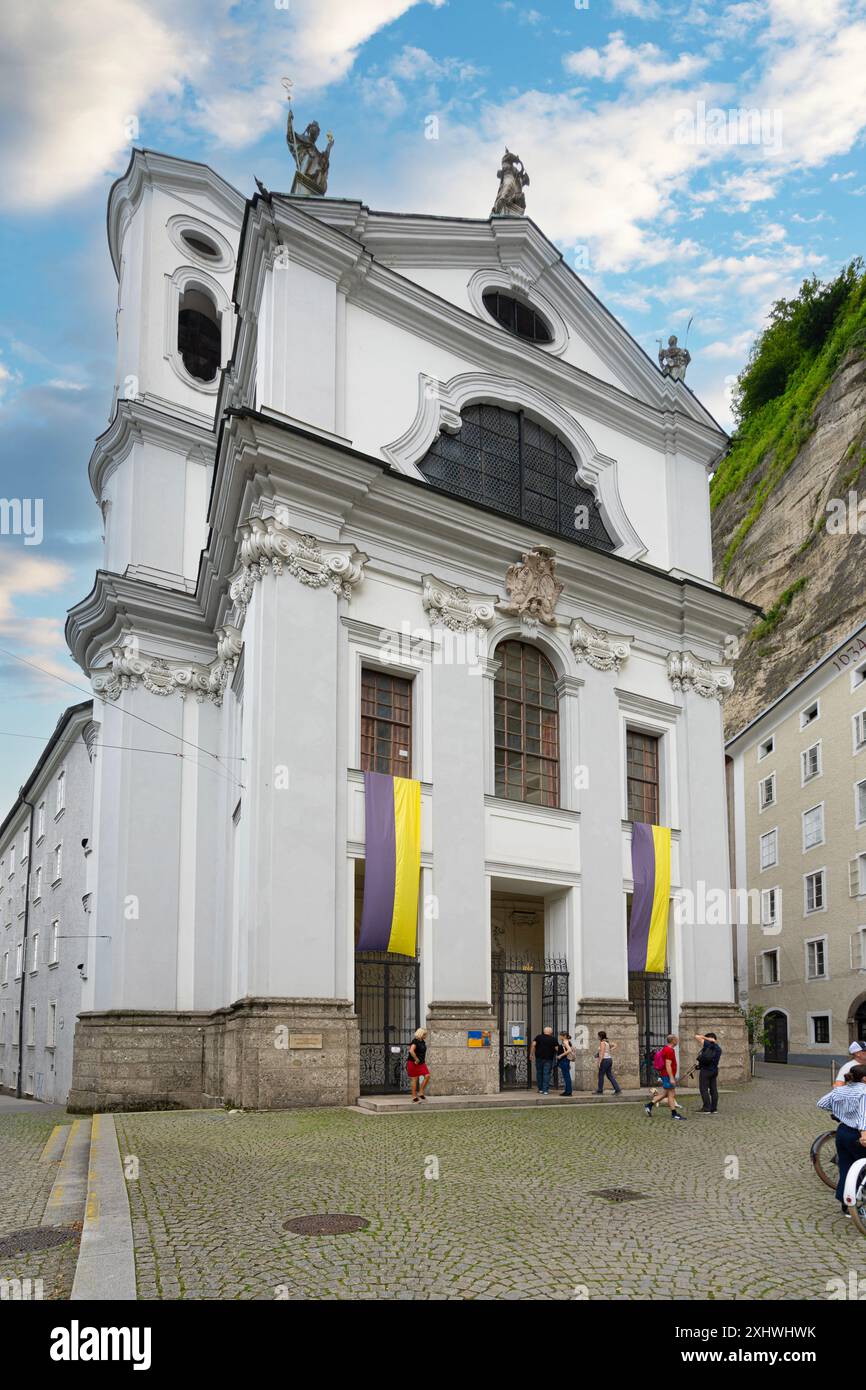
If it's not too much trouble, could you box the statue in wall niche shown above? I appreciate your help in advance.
[498,545,563,629]
[491,149,530,216]
[284,78,334,197]
[658,334,691,382]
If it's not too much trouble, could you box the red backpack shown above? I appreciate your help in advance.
[653,1047,668,1074]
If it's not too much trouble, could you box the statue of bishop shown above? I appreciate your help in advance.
[286,102,334,197]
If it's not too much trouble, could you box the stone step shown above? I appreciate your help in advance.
[355,1086,704,1114]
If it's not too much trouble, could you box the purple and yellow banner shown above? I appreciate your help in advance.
[628,822,671,974]
[358,771,421,955]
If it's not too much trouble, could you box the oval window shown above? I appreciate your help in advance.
[481,289,553,344]
[181,231,220,260]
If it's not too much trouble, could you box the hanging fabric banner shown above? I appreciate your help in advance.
[628,822,671,974]
[357,771,421,955]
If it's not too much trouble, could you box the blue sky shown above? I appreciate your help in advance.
[1,0,865,807]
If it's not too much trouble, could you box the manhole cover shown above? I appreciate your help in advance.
[0,1227,78,1257]
[588,1188,647,1204]
[283,1214,369,1236]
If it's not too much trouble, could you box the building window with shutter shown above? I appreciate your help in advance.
[805,869,826,914]
[759,948,780,985]
[494,641,560,807]
[626,729,660,824]
[805,936,828,980]
[801,743,821,783]
[802,803,825,851]
[759,772,776,810]
[360,670,413,777]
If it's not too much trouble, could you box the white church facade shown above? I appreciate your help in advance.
[60,145,754,1111]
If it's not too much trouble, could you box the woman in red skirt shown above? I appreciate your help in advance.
[407,1028,430,1102]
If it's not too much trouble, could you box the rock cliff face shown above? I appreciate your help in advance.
[712,348,866,739]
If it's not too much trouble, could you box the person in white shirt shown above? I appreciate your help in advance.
[817,1065,866,1216]
[834,1041,866,1086]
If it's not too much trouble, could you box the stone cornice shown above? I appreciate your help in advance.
[88,399,216,503]
[91,628,241,707]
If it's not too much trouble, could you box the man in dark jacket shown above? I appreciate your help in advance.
[695,1032,722,1113]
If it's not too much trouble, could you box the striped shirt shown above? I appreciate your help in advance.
[817,1082,866,1130]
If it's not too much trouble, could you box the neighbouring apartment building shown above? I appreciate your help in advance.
[0,702,94,1104]
[728,622,866,1066]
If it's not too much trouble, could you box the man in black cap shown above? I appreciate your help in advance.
[695,1031,722,1113]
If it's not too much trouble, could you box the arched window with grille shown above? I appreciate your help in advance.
[417,403,615,550]
[494,641,560,807]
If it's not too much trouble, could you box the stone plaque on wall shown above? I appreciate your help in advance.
[289,1032,323,1050]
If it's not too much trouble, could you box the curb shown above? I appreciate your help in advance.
[71,1114,137,1301]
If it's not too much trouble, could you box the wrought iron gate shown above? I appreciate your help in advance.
[492,955,569,1089]
[355,952,420,1094]
[628,971,672,1086]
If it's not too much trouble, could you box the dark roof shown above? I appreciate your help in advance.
[0,701,92,844]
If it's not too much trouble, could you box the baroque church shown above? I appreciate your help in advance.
[62,117,755,1110]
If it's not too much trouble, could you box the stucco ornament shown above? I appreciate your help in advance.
[570,616,633,672]
[421,574,499,631]
[491,149,529,216]
[498,545,563,630]
[667,650,734,701]
[91,632,240,708]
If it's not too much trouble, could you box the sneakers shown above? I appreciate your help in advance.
[671,1110,686,1121]
[644,1102,654,1116]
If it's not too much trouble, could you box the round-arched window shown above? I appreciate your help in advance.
[482,289,553,344]
[177,286,221,383]
[494,641,560,807]
[418,403,615,550]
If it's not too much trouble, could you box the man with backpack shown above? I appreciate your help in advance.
[644,1034,686,1120]
[695,1031,722,1113]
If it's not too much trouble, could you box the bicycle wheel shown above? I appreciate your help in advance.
[851,1165,866,1237]
[811,1130,839,1189]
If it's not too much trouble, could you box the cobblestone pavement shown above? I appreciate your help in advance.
[113,1071,866,1301]
[0,1107,80,1300]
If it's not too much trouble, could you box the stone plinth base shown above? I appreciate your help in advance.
[425,1002,499,1095]
[573,999,640,1090]
[678,1002,749,1085]
[68,999,359,1113]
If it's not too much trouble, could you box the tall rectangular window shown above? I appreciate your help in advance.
[360,670,413,777]
[811,1014,830,1045]
[803,804,824,851]
[49,920,59,965]
[626,730,660,824]
[856,779,866,828]
[759,773,776,809]
[47,1002,56,1049]
[802,743,821,782]
[806,937,827,980]
[29,933,38,973]
[27,1006,35,1046]
[56,770,65,814]
[760,949,779,985]
[805,869,826,914]
[53,844,62,882]
[760,829,778,870]
[37,803,45,840]
[494,642,560,807]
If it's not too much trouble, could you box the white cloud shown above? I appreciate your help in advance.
[564,33,707,88]
[611,0,663,17]
[0,0,446,208]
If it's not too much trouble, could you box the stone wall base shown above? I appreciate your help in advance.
[424,1002,499,1095]
[68,999,359,1113]
[574,998,641,1090]
[678,1002,749,1085]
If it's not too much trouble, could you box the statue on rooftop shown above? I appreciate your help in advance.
[658,334,691,382]
[284,79,334,197]
[491,149,529,217]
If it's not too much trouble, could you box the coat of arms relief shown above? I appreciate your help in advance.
[498,545,563,632]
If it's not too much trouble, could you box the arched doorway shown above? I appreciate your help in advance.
[764,1010,788,1064]
[849,991,866,1044]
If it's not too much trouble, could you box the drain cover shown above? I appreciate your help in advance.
[0,1227,78,1257]
[283,1214,369,1236]
[588,1188,647,1204]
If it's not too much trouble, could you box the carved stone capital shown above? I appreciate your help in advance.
[421,574,499,632]
[236,518,368,605]
[570,616,633,672]
[91,635,239,708]
[667,650,734,701]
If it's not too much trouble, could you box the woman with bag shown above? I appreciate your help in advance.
[556,1031,575,1097]
[595,1031,622,1095]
